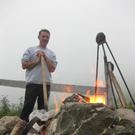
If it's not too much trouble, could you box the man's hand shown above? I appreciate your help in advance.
[36,51,46,61]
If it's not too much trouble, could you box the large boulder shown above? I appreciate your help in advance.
[0,116,21,135]
[46,102,135,135]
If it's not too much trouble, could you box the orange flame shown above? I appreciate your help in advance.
[54,78,106,112]
[89,95,106,104]
[95,79,105,87]
[91,65,96,74]
[98,80,104,87]
[61,85,72,93]
[64,86,71,93]
[84,79,107,104]
[54,96,59,113]
[86,89,91,95]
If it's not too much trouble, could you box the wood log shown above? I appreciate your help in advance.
[109,71,127,108]
[104,61,113,106]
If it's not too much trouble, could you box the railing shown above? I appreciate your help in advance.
[0,79,106,94]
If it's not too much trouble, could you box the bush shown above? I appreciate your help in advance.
[127,101,135,110]
[0,95,24,118]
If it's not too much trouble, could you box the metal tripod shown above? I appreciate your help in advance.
[94,32,135,108]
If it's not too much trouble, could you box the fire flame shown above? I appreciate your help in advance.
[86,80,107,104]
[54,79,107,111]
[97,80,104,87]
[54,96,59,113]
[89,95,106,104]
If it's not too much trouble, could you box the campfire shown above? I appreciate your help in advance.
[61,93,106,105]
[33,81,107,134]
[25,89,107,135]
[21,85,107,135]
[52,80,107,114]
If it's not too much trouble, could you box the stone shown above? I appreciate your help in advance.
[117,108,135,122]
[46,102,135,135]
[0,126,7,135]
[29,109,58,131]
[10,120,27,135]
[0,116,21,135]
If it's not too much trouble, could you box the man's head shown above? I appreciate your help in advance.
[38,29,50,37]
[38,29,50,48]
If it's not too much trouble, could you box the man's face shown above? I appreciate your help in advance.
[38,31,50,47]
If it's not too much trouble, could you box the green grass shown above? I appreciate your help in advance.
[0,95,23,119]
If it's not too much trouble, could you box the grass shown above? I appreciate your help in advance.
[0,95,23,119]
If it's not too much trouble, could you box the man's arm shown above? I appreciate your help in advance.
[22,60,40,69]
[21,48,41,70]
[44,55,55,72]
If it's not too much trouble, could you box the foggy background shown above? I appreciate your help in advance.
[0,0,135,106]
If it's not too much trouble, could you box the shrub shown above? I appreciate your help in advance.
[0,95,24,118]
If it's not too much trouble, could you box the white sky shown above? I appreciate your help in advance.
[0,0,135,103]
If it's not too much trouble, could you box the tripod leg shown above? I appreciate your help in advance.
[95,45,99,98]
[106,42,135,106]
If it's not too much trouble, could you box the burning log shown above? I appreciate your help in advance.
[62,93,90,104]
[77,93,90,102]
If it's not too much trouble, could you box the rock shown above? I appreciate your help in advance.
[46,102,135,135]
[0,126,7,135]
[10,120,27,135]
[0,116,21,135]
[117,108,135,122]
[29,109,58,131]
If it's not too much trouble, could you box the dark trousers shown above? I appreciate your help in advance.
[20,84,50,122]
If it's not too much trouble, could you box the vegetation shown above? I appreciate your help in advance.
[0,95,23,119]
[0,95,56,119]
[127,101,135,110]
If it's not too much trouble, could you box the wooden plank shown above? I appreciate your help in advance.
[0,79,107,95]
[110,71,127,108]
[0,79,26,88]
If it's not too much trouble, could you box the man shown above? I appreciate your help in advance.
[20,29,57,122]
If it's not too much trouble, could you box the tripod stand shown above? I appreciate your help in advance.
[94,32,135,109]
